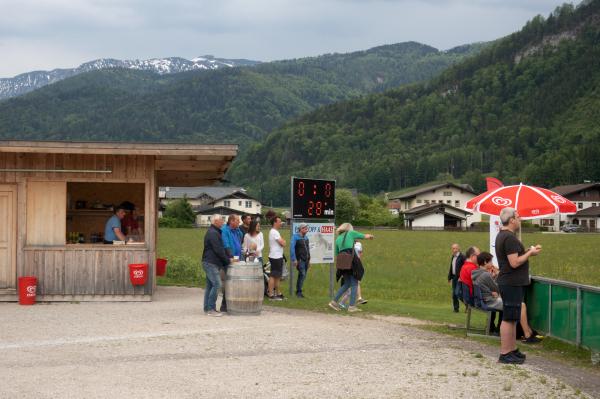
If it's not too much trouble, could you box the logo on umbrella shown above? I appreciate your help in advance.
[492,196,512,206]
[551,195,566,204]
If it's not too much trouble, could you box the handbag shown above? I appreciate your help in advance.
[335,232,354,270]
[352,255,365,281]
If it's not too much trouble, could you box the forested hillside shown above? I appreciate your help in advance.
[0,42,482,143]
[230,1,600,205]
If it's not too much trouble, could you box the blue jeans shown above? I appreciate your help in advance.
[334,275,358,306]
[203,261,222,312]
[296,260,308,295]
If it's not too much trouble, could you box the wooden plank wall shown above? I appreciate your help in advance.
[23,248,151,296]
[0,153,151,182]
[26,181,67,245]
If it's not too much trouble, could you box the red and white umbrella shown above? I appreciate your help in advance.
[465,183,577,220]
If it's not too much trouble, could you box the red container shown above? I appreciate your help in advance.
[129,264,148,286]
[156,258,168,276]
[18,276,37,305]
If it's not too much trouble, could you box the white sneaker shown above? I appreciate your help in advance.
[347,306,362,313]
[206,310,223,317]
[328,301,341,311]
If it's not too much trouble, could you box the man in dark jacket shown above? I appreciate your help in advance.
[202,215,230,316]
[290,222,311,298]
[447,243,465,312]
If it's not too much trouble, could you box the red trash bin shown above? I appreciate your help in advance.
[156,258,168,276]
[129,264,148,286]
[18,276,37,305]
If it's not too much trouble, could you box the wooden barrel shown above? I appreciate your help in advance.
[225,261,264,315]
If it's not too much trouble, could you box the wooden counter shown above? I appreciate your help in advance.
[23,245,152,298]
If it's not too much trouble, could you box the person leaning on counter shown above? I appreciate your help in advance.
[104,206,127,244]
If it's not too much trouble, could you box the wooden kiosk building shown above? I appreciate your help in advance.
[0,141,237,302]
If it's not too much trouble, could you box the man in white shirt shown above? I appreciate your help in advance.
[268,216,286,300]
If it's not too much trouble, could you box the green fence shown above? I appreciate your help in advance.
[526,276,600,354]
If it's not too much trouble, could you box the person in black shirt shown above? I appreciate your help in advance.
[495,207,542,364]
[447,243,465,312]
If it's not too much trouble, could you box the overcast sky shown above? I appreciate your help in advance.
[0,0,569,77]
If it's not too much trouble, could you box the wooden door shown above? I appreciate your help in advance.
[0,185,17,289]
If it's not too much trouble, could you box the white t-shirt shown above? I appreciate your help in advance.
[269,228,284,259]
[243,232,264,258]
[354,241,363,253]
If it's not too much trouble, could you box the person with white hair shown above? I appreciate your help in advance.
[495,207,542,364]
[201,214,231,316]
[328,223,373,312]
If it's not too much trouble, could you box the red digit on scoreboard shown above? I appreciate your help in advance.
[308,201,314,216]
[298,181,305,197]
[325,183,332,198]
[316,201,322,216]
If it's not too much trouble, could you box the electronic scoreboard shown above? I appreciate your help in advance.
[291,177,335,219]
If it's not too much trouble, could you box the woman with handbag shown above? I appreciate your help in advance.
[328,223,373,312]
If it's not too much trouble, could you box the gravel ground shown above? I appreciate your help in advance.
[0,287,595,398]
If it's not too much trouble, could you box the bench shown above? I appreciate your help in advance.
[460,282,499,338]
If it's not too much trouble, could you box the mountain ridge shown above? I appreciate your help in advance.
[0,41,485,144]
[0,55,260,100]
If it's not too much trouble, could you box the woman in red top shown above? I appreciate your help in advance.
[458,246,480,295]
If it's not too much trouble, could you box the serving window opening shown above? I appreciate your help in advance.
[66,182,145,245]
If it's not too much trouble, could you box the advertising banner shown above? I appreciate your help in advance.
[292,222,335,264]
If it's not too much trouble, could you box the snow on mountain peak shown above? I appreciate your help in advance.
[0,55,261,100]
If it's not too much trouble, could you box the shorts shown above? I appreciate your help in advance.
[269,257,284,278]
[498,285,524,322]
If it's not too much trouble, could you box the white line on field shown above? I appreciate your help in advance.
[0,324,291,350]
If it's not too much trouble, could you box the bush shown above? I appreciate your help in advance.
[163,198,196,227]
[158,216,193,228]
[164,255,204,284]
[336,189,359,223]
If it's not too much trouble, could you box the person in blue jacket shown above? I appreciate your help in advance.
[291,222,311,298]
[220,214,243,312]
[221,214,243,259]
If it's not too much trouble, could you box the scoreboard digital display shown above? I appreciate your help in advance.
[291,177,335,219]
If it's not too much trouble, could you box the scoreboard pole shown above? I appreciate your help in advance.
[289,177,336,299]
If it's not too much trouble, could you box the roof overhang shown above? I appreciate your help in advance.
[0,140,238,187]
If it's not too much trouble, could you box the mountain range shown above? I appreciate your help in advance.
[0,56,260,100]
[229,1,600,204]
[0,41,485,143]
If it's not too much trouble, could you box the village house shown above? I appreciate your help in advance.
[535,182,600,231]
[387,182,481,229]
[159,186,262,226]
[194,190,262,226]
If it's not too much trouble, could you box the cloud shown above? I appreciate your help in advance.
[0,0,566,76]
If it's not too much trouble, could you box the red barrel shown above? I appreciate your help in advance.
[129,264,148,286]
[18,276,37,305]
[156,258,168,276]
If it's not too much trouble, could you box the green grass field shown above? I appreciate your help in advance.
[157,228,599,364]
[157,227,600,321]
